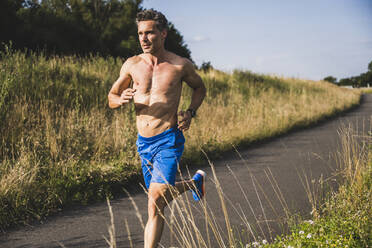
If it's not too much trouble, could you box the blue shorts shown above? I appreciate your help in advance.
[136,127,185,189]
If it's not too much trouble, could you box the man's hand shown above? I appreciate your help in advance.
[118,88,136,105]
[178,110,192,131]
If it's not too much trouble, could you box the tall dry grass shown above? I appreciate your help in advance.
[101,121,370,248]
[0,47,360,228]
[261,121,371,247]
[184,70,360,160]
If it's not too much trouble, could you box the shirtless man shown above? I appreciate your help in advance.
[108,9,207,248]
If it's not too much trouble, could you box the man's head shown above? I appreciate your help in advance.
[136,9,168,54]
[136,9,168,32]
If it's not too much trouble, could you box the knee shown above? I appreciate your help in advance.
[148,188,166,217]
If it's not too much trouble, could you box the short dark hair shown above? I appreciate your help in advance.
[136,9,168,31]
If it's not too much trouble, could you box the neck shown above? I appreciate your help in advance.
[147,47,167,66]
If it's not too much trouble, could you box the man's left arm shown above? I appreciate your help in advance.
[178,60,206,131]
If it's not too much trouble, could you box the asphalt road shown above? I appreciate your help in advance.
[1,94,371,248]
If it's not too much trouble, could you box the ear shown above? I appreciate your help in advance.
[161,29,167,40]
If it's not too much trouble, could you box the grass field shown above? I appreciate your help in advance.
[360,87,372,94]
[258,125,371,248]
[0,47,361,229]
[118,123,369,248]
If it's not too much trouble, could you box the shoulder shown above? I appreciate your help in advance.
[179,57,196,76]
[170,55,201,83]
[168,52,197,76]
[182,58,195,73]
[120,55,141,75]
[123,55,142,68]
[165,51,191,67]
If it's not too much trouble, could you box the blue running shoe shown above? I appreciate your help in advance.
[191,170,206,201]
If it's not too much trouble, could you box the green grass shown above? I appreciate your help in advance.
[360,88,372,94]
[246,127,371,248]
[103,125,371,248]
[0,47,361,229]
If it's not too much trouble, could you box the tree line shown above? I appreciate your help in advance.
[0,0,192,60]
[323,60,372,87]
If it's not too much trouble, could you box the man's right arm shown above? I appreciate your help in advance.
[108,59,136,108]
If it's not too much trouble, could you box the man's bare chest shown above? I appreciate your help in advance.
[130,62,183,94]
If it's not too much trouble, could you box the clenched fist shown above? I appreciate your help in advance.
[177,110,192,131]
[118,88,136,105]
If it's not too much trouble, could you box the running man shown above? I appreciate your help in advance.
[108,9,207,248]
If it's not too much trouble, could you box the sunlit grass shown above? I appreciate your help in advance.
[261,123,371,248]
[0,47,361,229]
[359,87,372,94]
[101,124,370,248]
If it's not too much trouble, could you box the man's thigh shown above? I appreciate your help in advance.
[151,148,182,186]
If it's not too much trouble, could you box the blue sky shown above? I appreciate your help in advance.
[141,0,372,81]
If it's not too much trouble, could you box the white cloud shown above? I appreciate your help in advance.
[191,35,210,42]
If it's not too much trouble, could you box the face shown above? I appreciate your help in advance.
[137,20,167,54]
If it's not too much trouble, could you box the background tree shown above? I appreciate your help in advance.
[338,60,372,87]
[0,0,23,45]
[200,61,213,72]
[1,0,192,60]
[323,76,337,84]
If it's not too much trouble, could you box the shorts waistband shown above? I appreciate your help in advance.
[137,127,178,142]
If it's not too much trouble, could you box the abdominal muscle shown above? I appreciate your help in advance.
[136,114,177,137]
[134,93,180,138]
